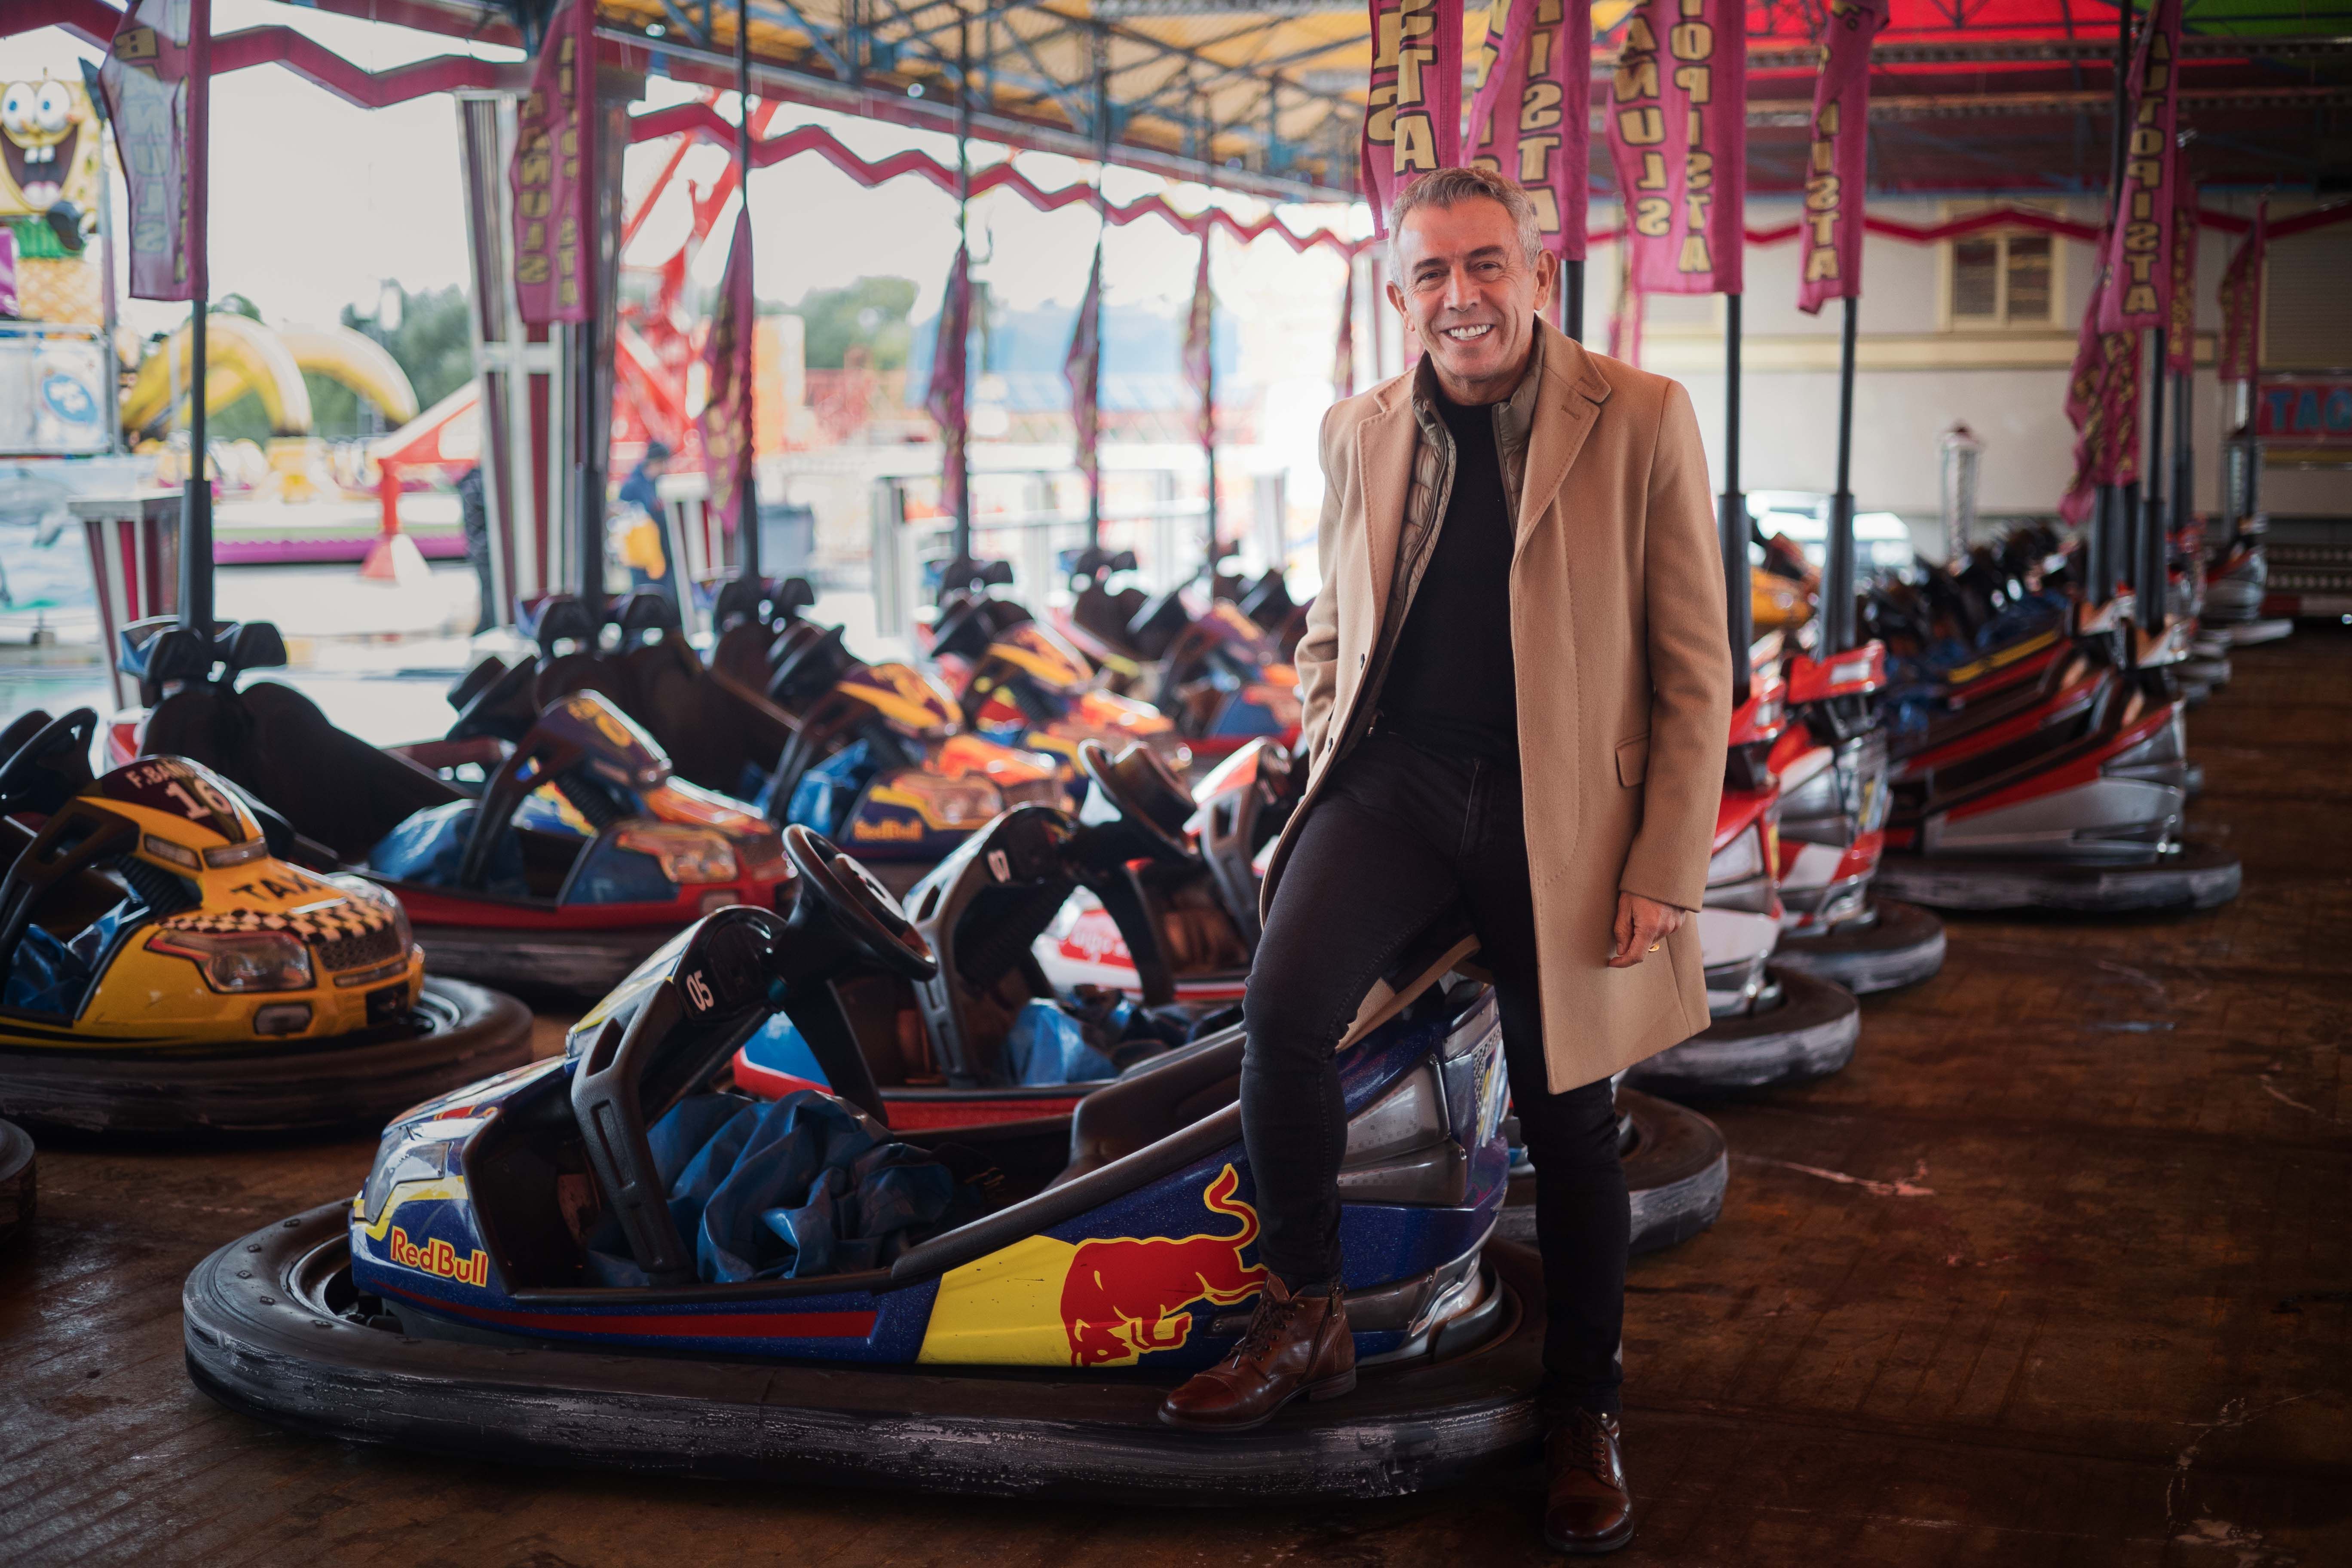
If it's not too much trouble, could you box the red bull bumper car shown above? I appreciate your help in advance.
[186,831,1550,1501]
[0,707,529,1135]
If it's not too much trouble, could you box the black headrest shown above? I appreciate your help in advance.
[613,588,684,636]
[930,592,1034,662]
[768,623,854,708]
[526,593,605,655]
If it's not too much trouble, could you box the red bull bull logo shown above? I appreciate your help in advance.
[1058,1164,1264,1366]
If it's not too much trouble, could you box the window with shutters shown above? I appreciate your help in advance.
[1939,204,2064,330]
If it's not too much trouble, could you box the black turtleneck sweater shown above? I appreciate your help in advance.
[1377,384,1519,760]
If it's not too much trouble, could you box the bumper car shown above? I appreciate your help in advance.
[1212,561,1309,662]
[1869,591,2240,914]
[184,830,1548,1502]
[1060,560,1302,760]
[117,622,797,998]
[0,706,530,1135]
[928,588,1191,778]
[1620,664,1862,1099]
[1761,640,1947,996]
[2203,518,2294,643]
[734,616,1067,880]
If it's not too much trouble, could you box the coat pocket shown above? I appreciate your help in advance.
[1614,733,1650,787]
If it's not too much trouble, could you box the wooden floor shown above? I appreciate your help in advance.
[5,629,2347,1568]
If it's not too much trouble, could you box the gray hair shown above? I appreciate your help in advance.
[1385,167,1545,283]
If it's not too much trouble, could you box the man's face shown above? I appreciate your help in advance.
[1385,196,1556,401]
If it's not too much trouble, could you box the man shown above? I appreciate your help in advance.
[1160,168,1730,1556]
[454,463,496,633]
[615,441,676,610]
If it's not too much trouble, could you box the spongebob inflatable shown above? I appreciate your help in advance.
[2,75,107,326]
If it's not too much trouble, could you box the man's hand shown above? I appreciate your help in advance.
[1609,892,1687,968]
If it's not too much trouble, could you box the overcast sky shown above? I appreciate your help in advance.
[12,0,1363,390]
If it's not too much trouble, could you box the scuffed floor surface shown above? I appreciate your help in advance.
[4,629,2346,1567]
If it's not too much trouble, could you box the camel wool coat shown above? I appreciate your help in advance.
[1261,321,1733,1094]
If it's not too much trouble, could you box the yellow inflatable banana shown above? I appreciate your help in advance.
[121,319,417,439]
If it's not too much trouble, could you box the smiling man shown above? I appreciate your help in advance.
[1159,168,1730,1555]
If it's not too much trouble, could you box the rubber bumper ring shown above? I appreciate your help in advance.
[184,1202,1549,1503]
[0,978,533,1137]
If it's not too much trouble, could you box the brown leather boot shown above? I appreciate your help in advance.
[1157,1276,1355,1430]
[1543,1409,1635,1554]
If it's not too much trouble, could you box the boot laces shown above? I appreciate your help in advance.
[1234,1289,1309,1361]
[1567,1411,1615,1476]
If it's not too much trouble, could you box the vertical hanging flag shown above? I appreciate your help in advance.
[927,245,973,522]
[2060,260,2141,525]
[2096,0,2182,332]
[2166,185,2197,373]
[1604,0,1746,295]
[1362,0,1465,232]
[698,209,756,542]
[1183,230,1215,452]
[2216,200,2264,384]
[1333,266,1357,400]
[96,0,209,301]
[1795,0,1885,315]
[511,0,596,325]
[1464,0,1594,262]
[1065,238,1104,500]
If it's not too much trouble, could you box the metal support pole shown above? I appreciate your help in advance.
[2141,327,2167,627]
[735,0,760,580]
[1563,257,1584,342]
[2170,365,2192,541]
[1719,292,1751,705]
[950,15,973,566]
[2091,0,2134,610]
[1084,24,1108,553]
[181,301,212,631]
[1199,97,1219,575]
[1823,295,1859,655]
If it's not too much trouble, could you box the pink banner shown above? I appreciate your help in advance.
[1795,0,1884,314]
[2166,184,2197,373]
[697,208,755,540]
[1184,233,1214,451]
[1464,0,1593,261]
[1361,0,1464,233]
[0,230,15,318]
[97,0,209,302]
[511,0,594,325]
[927,245,972,520]
[2216,200,2264,383]
[2096,0,2182,333]
[1065,238,1103,488]
[1604,0,1745,295]
[2061,257,2141,526]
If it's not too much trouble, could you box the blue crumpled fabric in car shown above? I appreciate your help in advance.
[586,1090,964,1285]
[367,800,528,896]
[780,740,876,836]
[3,902,132,1016]
[1001,999,1120,1086]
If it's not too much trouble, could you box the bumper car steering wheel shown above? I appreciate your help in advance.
[782,825,937,981]
[1076,739,1195,862]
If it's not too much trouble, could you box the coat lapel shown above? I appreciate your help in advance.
[1515,324,1614,555]
[1356,381,1417,616]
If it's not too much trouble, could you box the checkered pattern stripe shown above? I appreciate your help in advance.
[162,900,396,943]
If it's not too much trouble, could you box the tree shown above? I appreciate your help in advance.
[315,283,472,438]
[789,276,917,371]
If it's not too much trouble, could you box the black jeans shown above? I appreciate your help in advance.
[1240,729,1628,1416]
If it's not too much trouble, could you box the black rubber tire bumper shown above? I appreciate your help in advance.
[0,1118,32,1249]
[413,926,674,1000]
[1874,841,2241,913]
[185,1203,1544,1503]
[1770,898,1947,995]
[1620,967,1860,1099]
[1498,1090,1727,1254]
[0,979,534,1136]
